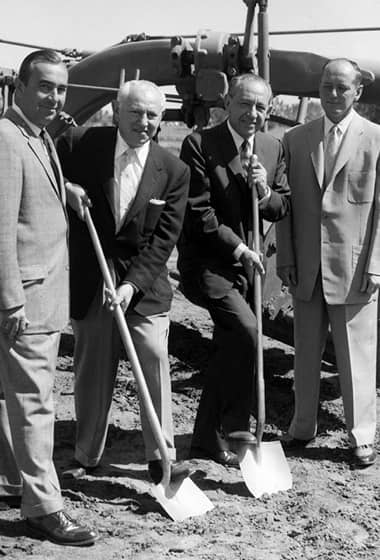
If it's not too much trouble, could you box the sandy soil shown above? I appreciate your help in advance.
[0,256,379,560]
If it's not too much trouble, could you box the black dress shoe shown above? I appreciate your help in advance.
[62,460,98,480]
[353,444,377,468]
[0,495,22,510]
[148,460,190,485]
[189,447,239,467]
[280,433,314,450]
[26,510,98,546]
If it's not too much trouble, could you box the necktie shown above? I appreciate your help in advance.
[116,148,140,229]
[240,139,251,176]
[324,125,341,184]
[40,129,60,186]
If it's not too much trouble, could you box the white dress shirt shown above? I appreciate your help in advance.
[114,131,150,231]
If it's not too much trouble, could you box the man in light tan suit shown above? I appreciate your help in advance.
[276,58,380,468]
[0,49,97,545]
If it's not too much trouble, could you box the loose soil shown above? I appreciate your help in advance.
[1,251,379,560]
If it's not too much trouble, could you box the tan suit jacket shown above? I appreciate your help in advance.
[276,111,380,304]
[0,108,69,332]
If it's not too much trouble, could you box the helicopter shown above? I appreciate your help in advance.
[1,0,379,365]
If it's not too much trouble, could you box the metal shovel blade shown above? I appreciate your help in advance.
[237,441,292,498]
[151,477,214,522]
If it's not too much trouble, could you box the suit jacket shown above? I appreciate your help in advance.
[57,126,190,320]
[0,108,69,333]
[276,111,380,304]
[177,120,290,300]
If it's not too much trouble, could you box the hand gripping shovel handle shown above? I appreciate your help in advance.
[250,165,265,447]
[84,207,172,487]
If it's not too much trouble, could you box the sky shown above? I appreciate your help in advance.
[1,0,380,71]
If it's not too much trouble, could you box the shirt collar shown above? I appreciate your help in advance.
[324,109,354,137]
[115,130,150,167]
[12,103,42,137]
[227,120,254,152]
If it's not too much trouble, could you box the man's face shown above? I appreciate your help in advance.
[116,86,163,148]
[319,62,363,123]
[16,61,68,128]
[225,79,271,139]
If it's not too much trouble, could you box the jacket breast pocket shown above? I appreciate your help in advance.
[347,171,374,203]
[143,200,165,235]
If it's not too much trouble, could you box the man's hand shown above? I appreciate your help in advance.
[104,283,135,312]
[0,306,28,341]
[240,248,265,280]
[65,181,92,220]
[247,157,268,200]
[277,265,297,287]
[360,273,380,295]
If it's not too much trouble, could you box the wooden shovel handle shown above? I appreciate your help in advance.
[84,207,171,486]
[251,173,265,446]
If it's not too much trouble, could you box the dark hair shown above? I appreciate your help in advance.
[228,73,273,102]
[321,58,362,86]
[18,49,64,85]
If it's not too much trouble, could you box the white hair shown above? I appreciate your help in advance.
[117,80,166,111]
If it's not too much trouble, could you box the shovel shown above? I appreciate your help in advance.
[84,207,213,521]
[228,155,292,498]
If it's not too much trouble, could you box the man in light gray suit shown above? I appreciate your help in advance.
[277,58,380,467]
[0,50,97,545]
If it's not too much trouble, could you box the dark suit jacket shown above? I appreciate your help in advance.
[177,120,290,300]
[57,126,190,319]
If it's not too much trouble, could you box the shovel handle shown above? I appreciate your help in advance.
[84,207,171,487]
[250,164,265,446]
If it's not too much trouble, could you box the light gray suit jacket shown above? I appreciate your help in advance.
[277,110,380,305]
[0,108,69,333]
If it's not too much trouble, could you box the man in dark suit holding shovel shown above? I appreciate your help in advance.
[178,73,290,466]
[58,80,190,484]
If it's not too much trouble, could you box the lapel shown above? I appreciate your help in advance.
[5,108,63,200]
[219,121,246,189]
[330,111,364,181]
[100,130,118,223]
[307,117,325,189]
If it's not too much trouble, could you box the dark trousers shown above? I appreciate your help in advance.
[191,287,257,454]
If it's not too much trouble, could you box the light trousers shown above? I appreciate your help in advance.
[290,277,377,446]
[72,289,175,465]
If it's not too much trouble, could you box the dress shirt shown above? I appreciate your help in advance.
[226,120,270,260]
[114,131,150,231]
[323,110,353,151]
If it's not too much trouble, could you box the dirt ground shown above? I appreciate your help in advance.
[0,253,379,560]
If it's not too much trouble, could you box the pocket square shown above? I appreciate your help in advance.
[149,198,166,206]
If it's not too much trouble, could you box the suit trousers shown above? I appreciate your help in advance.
[72,287,176,466]
[290,276,378,446]
[191,287,257,454]
[0,331,63,517]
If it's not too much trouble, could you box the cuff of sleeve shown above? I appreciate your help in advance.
[233,243,248,261]
[258,185,271,208]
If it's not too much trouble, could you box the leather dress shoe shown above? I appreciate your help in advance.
[62,460,98,480]
[148,460,190,485]
[0,495,22,510]
[281,433,314,450]
[26,510,98,546]
[353,444,377,468]
[189,447,239,467]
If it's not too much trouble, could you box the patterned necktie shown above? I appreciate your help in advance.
[116,148,140,229]
[40,129,60,186]
[324,125,341,184]
[240,139,251,176]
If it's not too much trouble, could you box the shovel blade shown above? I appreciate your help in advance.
[239,441,292,498]
[151,477,214,522]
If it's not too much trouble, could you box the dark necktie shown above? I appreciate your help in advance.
[240,139,251,176]
[40,129,60,186]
